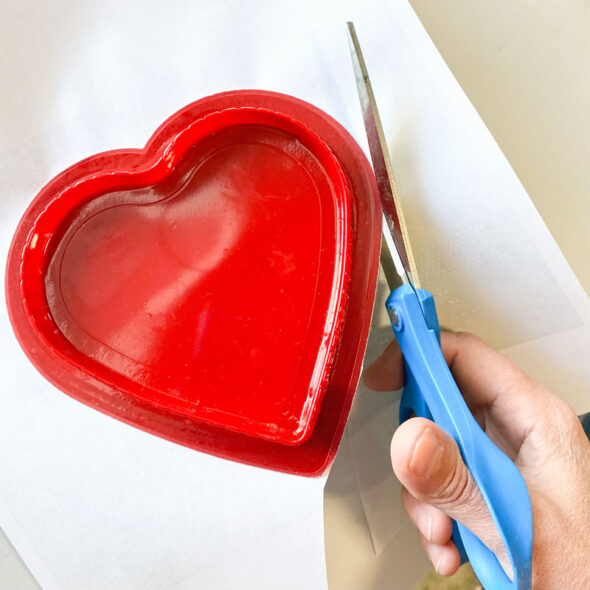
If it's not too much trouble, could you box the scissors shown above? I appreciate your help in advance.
[347,22,533,590]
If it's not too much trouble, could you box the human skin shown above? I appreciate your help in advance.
[363,331,590,589]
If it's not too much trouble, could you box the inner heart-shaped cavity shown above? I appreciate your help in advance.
[24,107,352,444]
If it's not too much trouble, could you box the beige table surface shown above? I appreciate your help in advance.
[411,0,590,295]
[1,2,588,588]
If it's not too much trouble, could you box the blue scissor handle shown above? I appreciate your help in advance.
[387,284,532,590]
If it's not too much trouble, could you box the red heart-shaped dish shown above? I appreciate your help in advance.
[6,91,380,475]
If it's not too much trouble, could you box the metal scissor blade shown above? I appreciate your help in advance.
[347,21,421,290]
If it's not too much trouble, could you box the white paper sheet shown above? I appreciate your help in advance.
[2,0,589,589]
[0,356,328,590]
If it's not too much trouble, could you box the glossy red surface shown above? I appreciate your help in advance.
[6,91,381,474]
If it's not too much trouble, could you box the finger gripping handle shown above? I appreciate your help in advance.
[388,285,532,590]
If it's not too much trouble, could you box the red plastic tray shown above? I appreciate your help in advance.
[6,90,381,475]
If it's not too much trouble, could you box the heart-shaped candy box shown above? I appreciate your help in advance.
[6,91,380,475]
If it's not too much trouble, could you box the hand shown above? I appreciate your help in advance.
[363,331,590,589]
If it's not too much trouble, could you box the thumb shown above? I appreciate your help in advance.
[392,417,509,571]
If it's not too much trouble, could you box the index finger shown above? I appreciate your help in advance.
[363,331,549,454]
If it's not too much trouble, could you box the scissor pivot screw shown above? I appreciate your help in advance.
[389,307,401,328]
